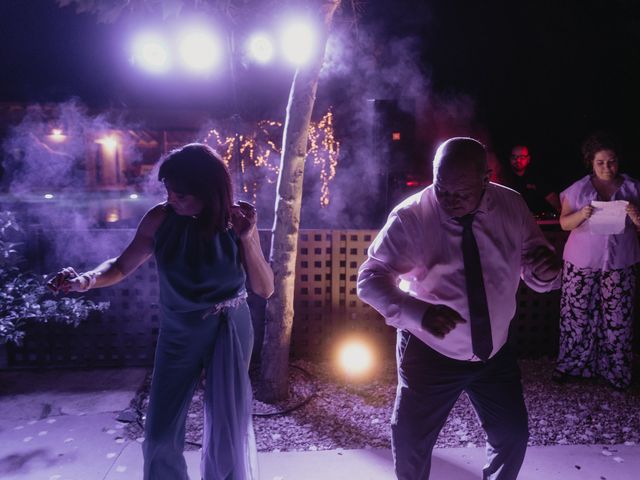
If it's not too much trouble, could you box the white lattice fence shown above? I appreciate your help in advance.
[6,227,572,367]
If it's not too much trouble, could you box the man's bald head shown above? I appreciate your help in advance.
[433,137,488,179]
[433,137,490,217]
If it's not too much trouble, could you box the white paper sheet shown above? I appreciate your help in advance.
[588,200,628,234]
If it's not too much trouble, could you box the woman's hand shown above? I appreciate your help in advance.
[231,201,258,240]
[626,203,640,227]
[579,204,594,221]
[46,267,87,294]
[232,201,274,298]
[560,198,594,231]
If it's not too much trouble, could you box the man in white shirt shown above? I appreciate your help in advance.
[357,137,561,480]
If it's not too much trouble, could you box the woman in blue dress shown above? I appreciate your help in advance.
[48,143,274,479]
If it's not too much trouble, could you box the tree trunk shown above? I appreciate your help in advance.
[257,0,341,403]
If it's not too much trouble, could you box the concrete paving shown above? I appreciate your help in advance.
[1,368,639,480]
[0,368,146,480]
[254,445,640,480]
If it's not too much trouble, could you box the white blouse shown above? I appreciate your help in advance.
[561,174,640,270]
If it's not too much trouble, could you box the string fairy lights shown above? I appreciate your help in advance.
[30,110,339,208]
[202,111,339,206]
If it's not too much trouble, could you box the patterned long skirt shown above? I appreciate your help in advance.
[557,261,636,389]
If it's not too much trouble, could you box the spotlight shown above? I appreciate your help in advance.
[129,193,139,200]
[43,193,54,199]
[178,28,222,73]
[247,33,274,64]
[280,21,316,66]
[337,338,374,378]
[132,33,170,73]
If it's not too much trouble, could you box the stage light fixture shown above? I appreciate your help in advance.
[247,33,274,64]
[280,21,316,66]
[132,33,170,73]
[178,28,222,73]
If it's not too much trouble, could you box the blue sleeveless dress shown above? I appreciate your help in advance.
[142,207,258,480]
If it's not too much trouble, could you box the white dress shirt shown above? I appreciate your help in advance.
[357,182,561,361]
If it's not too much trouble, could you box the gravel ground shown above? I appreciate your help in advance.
[125,356,640,452]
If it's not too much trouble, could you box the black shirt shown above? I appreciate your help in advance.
[504,169,556,215]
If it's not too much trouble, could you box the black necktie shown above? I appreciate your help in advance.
[456,214,493,361]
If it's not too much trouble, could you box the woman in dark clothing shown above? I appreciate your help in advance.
[48,143,274,479]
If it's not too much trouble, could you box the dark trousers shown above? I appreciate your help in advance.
[392,331,529,480]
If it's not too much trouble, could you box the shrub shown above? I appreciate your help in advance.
[0,211,109,345]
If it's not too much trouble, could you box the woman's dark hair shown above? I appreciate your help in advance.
[158,143,233,235]
[581,132,619,170]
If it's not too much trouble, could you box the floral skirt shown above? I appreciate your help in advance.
[557,261,636,389]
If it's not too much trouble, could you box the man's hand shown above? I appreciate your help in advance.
[421,304,466,338]
[523,245,562,282]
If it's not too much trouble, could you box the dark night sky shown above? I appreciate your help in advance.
[0,0,294,114]
[1,0,640,187]
[0,1,126,105]
[362,0,640,184]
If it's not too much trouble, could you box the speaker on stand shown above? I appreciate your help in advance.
[370,98,423,225]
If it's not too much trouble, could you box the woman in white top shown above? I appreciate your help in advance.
[556,132,640,390]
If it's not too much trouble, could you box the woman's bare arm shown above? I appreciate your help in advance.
[231,201,274,299]
[559,197,593,231]
[48,204,166,293]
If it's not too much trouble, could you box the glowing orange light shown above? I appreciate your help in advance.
[96,135,118,152]
[106,210,120,223]
[337,338,375,378]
